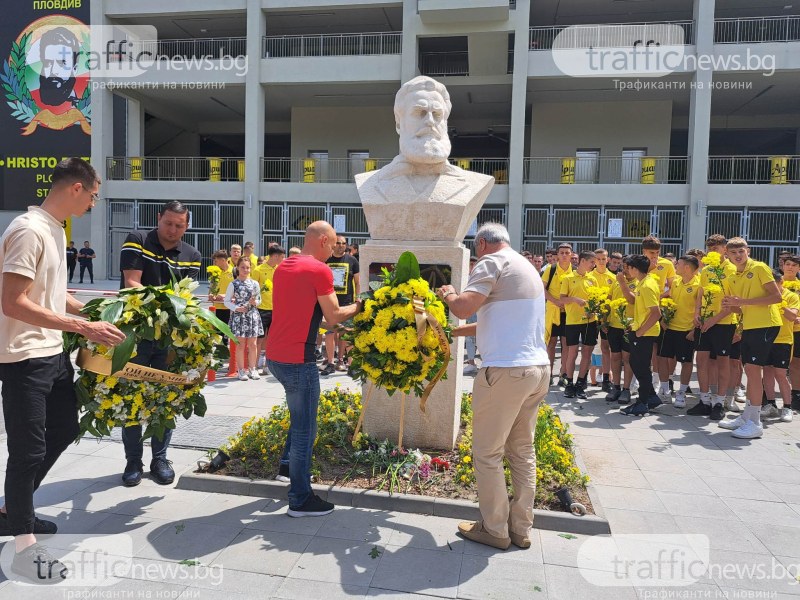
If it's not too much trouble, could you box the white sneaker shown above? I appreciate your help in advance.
[731,420,763,439]
[719,415,746,430]
[652,373,660,388]
[630,379,639,395]
[248,368,261,380]
[725,397,743,413]
[237,369,249,381]
[760,404,780,419]
[463,364,478,376]
[734,386,747,401]
[781,408,794,422]
[260,366,269,376]
[674,391,686,408]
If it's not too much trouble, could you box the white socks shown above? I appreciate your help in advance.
[744,405,762,424]
[660,382,670,395]
[679,383,688,393]
[700,392,712,405]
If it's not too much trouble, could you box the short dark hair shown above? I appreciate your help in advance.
[51,157,98,189]
[212,249,228,260]
[41,27,80,64]
[267,246,286,257]
[779,251,792,257]
[642,235,661,251]
[678,255,699,270]
[579,250,596,262]
[686,248,705,258]
[627,254,651,274]
[610,252,623,260]
[784,255,800,266]
[545,248,556,256]
[160,200,189,221]
[664,252,676,259]
[557,243,573,251]
[521,250,532,258]
[773,269,784,281]
[706,234,727,248]
[244,241,255,249]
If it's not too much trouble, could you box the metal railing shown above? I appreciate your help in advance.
[708,156,800,184]
[260,157,510,183]
[420,51,469,76]
[528,21,695,50]
[523,156,689,184]
[262,32,402,58]
[109,37,247,61]
[715,16,800,43]
[106,157,245,182]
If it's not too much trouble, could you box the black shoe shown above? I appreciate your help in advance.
[792,391,800,412]
[314,350,323,362]
[601,380,612,393]
[558,375,569,388]
[646,395,663,410]
[563,383,576,398]
[605,386,621,403]
[11,543,68,584]
[320,363,335,376]
[122,459,144,487]
[617,389,632,405]
[687,401,712,416]
[150,458,175,485]
[709,403,725,421]
[287,494,334,518]
[275,463,290,483]
[621,401,649,416]
[686,385,693,394]
[0,512,57,536]
[576,381,588,400]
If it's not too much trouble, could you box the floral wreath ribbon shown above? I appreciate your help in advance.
[76,348,205,386]
[412,296,451,412]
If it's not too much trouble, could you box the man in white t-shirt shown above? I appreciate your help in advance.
[0,158,126,583]
[438,223,549,551]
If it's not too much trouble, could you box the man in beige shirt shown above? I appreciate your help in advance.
[0,158,125,583]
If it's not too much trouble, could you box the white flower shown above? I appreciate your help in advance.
[183,369,201,382]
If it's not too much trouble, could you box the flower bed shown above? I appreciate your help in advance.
[213,386,591,512]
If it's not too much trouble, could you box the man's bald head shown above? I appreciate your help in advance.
[302,220,336,262]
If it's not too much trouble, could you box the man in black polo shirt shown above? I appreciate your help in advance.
[321,235,359,375]
[118,201,201,486]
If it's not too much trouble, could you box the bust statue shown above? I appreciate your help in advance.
[355,76,494,242]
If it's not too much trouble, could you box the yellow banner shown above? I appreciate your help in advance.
[21,108,91,136]
[237,159,245,181]
[130,157,142,181]
[303,159,316,183]
[364,159,377,172]
[77,348,204,386]
[771,156,788,184]
[561,158,575,184]
[208,158,222,182]
[640,157,656,184]
[456,159,471,171]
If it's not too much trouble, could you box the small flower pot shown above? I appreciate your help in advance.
[206,450,230,473]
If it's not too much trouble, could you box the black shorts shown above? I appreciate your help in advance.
[729,341,741,360]
[550,312,567,338]
[658,329,695,363]
[599,328,608,341]
[258,309,272,338]
[769,343,792,369]
[794,332,800,359]
[696,323,736,358]
[741,327,780,367]
[565,322,599,347]
[607,326,629,354]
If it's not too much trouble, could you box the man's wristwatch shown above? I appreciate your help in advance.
[443,290,456,299]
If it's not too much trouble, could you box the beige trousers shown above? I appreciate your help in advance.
[472,364,550,538]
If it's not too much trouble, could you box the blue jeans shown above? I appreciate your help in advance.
[122,340,172,462]
[266,359,320,509]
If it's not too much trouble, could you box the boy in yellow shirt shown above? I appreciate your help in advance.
[761,270,799,422]
[718,238,783,439]
[604,258,638,405]
[782,255,800,413]
[252,245,285,374]
[593,249,617,392]
[657,255,700,408]
[560,250,599,399]
[618,254,662,416]
[642,235,676,394]
[543,243,573,385]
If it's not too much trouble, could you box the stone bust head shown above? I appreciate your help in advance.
[394,76,452,166]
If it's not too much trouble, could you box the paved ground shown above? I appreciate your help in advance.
[0,279,798,598]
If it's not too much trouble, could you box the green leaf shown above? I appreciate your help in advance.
[175,523,186,535]
[393,251,420,285]
[179,559,199,566]
[111,330,136,375]
[81,297,106,315]
[368,546,382,559]
[558,533,578,540]
[75,380,91,407]
[194,395,208,417]
[100,300,124,324]
[168,294,188,316]
[193,306,236,340]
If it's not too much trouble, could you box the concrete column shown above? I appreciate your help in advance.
[91,2,113,279]
[244,1,266,251]
[686,0,715,249]
[401,0,419,81]
[507,0,531,249]
[126,98,145,157]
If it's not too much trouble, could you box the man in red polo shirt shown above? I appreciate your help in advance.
[267,221,362,517]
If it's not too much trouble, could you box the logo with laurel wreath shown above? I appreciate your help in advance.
[1,16,90,136]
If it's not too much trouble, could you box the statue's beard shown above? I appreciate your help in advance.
[399,127,451,165]
[39,75,75,106]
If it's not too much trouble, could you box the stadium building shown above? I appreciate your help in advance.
[77,0,800,277]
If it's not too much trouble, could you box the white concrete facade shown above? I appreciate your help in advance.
[48,0,797,278]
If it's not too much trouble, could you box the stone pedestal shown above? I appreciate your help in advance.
[360,241,468,450]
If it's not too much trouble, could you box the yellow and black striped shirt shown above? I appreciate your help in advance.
[119,229,201,287]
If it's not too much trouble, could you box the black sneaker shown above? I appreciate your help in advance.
[320,363,335,376]
[646,395,663,411]
[563,383,576,398]
[618,389,632,405]
[314,349,323,362]
[687,401,712,416]
[122,459,144,487]
[558,375,569,388]
[275,463,290,483]
[149,458,175,485]
[686,385,693,394]
[668,379,675,392]
[709,403,725,421]
[0,512,57,536]
[605,386,621,403]
[621,402,649,416]
[601,380,612,393]
[11,543,67,584]
[576,381,588,400]
[287,494,334,518]
[791,391,800,412]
